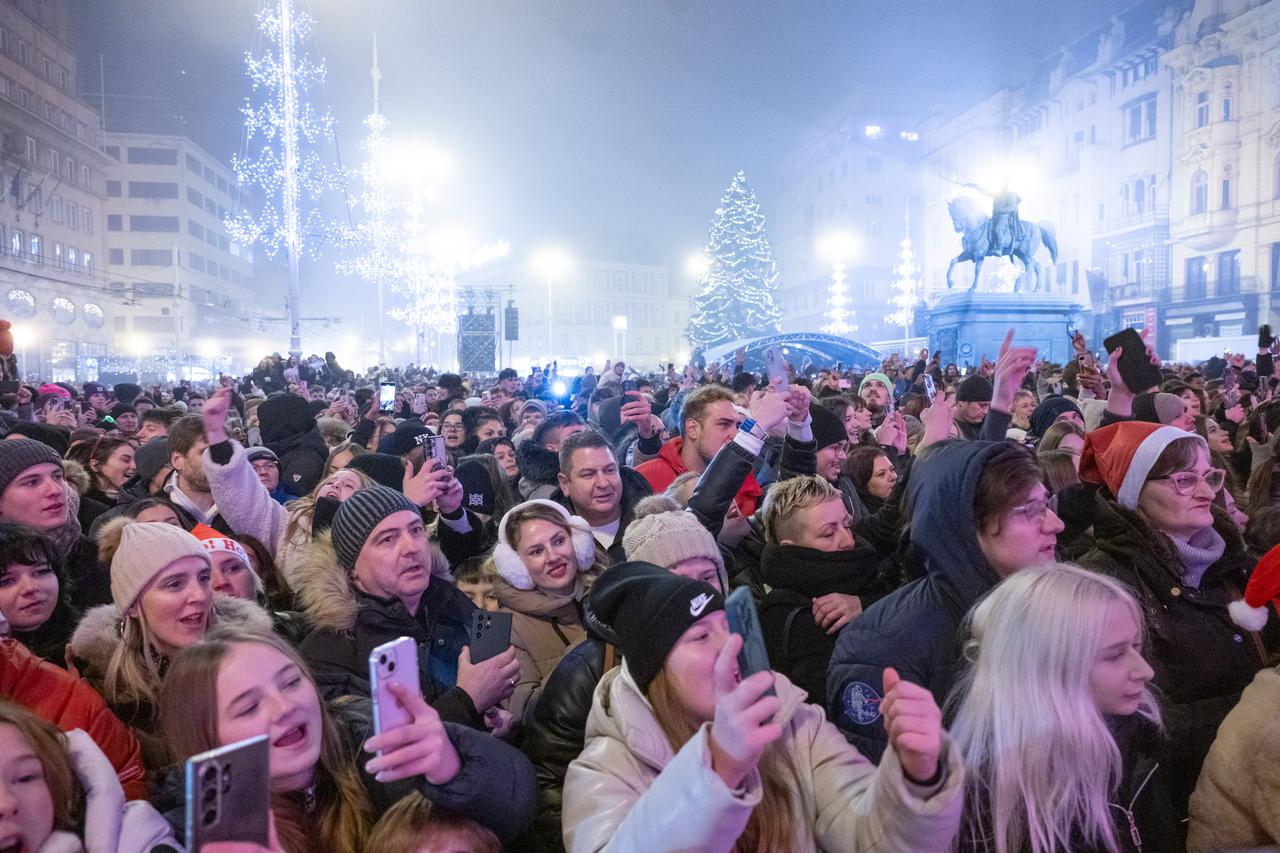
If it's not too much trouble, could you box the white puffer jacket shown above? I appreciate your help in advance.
[39,729,177,853]
[202,440,306,579]
[563,664,964,853]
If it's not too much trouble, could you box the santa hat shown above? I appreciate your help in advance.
[1230,543,1280,632]
[190,524,261,589]
[1079,422,1206,510]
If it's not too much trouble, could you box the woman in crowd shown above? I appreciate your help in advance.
[366,792,500,853]
[1010,389,1036,432]
[367,416,397,452]
[67,519,272,770]
[0,700,177,851]
[67,437,136,508]
[948,563,1179,853]
[820,395,872,447]
[490,499,608,725]
[323,438,367,476]
[477,436,520,490]
[1037,420,1085,463]
[159,627,537,851]
[1077,422,1278,812]
[845,445,897,513]
[562,563,964,853]
[0,525,80,665]
[1037,449,1079,497]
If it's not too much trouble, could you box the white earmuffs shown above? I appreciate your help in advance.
[493,499,597,590]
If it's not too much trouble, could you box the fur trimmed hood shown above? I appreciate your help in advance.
[62,458,91,495]
[294,530,453,634]
[68,595,273,686]
[516,441,561,487]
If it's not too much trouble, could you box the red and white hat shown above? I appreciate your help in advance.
[1230,543,1280,632]
[191,524,260,588]
[1079,422,1206,510]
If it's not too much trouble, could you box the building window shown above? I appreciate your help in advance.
[106,180,121,198]
[17,88,29,109]
[130,249,173,266]
[28,234,39,264]
[52,242,61,269]
[1223,96,1232,121]
[1271,243,1280,291]
[187,187,203,207]
[62,157,71,180]
[1125,98,1157,144]
[24,137,34,163]
[66,248,76,270]
[65,203,77,230]
[1222,178,1231,210]
[41,102,53,123]
[1191,170,1208,214]
[108,248,123,265]
[864,125,882,140]
[107,214,121,232]
[50,197,62,223]
[83,210,92,235]
[1134,249,1145,285]
[82,252,92,273]
[80,166,88,187]
[127,181,178,199]
[17,41,27,65]
[1218,249,1241,295]
[1134,178,1146,215]
[44,148,56,172]
[126,147,178,165]
[59,70,67,92]
[129,215,180,232]
[1196,91,1209,128]
[1186,256,1208,299]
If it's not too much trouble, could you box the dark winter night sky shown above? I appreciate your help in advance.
[72,0,1127,280]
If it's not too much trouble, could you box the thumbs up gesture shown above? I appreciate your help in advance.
[881,668,942,784]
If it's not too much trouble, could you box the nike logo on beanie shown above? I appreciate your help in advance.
[689,592,713,617]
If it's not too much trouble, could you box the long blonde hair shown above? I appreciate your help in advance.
[283,468,376,547]
[647,670,797,852]
[159,627,371,853]
[948,563,1161,853]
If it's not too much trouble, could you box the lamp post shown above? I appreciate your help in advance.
[531,247,572,362]
[612,314,628,364]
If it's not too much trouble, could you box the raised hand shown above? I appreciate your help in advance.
[881,668,943,784]
[363,681,461,785]
[402,460,454,508]
[748,382,793,436]
[991,330,1037,414]
[202,386,235,445]
[620,391,655,439]
[707,634,783,790]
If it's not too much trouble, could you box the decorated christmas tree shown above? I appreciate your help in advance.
[686,171,783,351]
[886,213,920,352]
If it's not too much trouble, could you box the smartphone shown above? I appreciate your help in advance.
[413,392,427,411]
[416,433,449,471]
[184,735,270,849]
[378,382,397,414]
[763,345,789,392]
[368,636,418,737]
[470,610,513,664]
[923,373,937,404]
[724,587,776,701]
[1102,328,1162,394]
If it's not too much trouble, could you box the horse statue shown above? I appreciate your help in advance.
[945,195,1059,293]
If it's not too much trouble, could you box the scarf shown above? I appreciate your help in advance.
[1170,525,1226,589]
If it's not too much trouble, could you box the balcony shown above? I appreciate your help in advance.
[1102,204,1169,235]
[1178,208,1239,252]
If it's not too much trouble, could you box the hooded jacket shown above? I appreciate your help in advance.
[0,637,147,801]
[494,570,599,726]
[828,440,1008,763]
[294,535,486,729]
[551,467,654,564]
[1189,666,1280,851]
[562,664,964,853]
[517,441,561,501]
[1077,498,1277,812]
[258,393,328,498]
[759,541,895,705]
[635,437,764,518]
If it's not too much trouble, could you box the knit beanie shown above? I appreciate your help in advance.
[1132,392,1184,426]
[957,374,994,403]
[0,439,63,497]
[347,453,406,491]
[622,496,725,584]
[588,561,724,692]
[190,523,257,579]
[7,422,70,457]
[1229,543,1280,631]
[113,383,143,405]
[809,403,847,450]
[454,459,495,516]
[110,522,209,612]
[1079,422,1207,510]
[330,485,420,571]
[1029,396,1082,438]
[132,438,171,488]
[859,373,892,394]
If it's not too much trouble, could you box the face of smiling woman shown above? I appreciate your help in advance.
[135,556,214,657]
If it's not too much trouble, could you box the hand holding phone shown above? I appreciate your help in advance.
[363,680,461,785]
[764,346,789,392]
[369,637,418,737]
[725,587,776,699]
[707,630,781,791]
[923,373,937,404]
[378,382,397,414]
[470,610,513,663]
[1103,328,1162,394]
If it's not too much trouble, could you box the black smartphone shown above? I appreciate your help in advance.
[724,587,776,700]
[1102,328,1162,393]
[378,382,396,414]
[470,610,513,664]
[185,735,270,849]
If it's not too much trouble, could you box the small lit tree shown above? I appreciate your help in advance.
[887,216,920,353]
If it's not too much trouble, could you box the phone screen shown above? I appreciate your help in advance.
[378,383,397,414]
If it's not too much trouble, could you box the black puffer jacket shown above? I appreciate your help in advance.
[759,541,895,705]
[1077,498,1279,813]
[516,442,561,501]
[258,394,328,498]
[828,440,1008,762]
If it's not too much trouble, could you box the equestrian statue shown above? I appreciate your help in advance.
[945,182,1058,293]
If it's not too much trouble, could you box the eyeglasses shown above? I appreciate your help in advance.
[441,422,464,432]
[1157,469,1225,496]
[1009,494,1058,524]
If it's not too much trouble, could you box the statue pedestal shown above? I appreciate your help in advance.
[926,292,1085,367]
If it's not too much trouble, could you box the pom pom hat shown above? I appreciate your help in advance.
[1079,422,1206,510]
[1230,543,1280,631]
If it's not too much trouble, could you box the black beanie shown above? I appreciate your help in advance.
[957,374,993,403]
[809,403,847,450]
[347,453,406,491]
[588,561,724,692]
[1029,396,1081,438]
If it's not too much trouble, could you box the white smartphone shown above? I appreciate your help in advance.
[368,636,418,737]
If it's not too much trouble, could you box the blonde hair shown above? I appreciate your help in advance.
[160,628,371,853]
[761,475,840,544]
[501,501,608,573]
[948,563,1160,853]
[283,467,377,548]
[1038,420,1085,454]
[366,792,499,853]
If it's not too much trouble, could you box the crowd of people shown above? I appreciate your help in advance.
[0,334,1276,852]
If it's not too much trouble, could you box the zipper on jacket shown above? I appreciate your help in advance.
[1109,762,1158,852]
[550,617,570,646]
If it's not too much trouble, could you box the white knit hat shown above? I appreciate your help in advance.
[110,522,210,612]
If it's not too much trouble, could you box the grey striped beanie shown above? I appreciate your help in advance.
[330,486,420,571]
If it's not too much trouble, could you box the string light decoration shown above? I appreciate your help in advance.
[887,213,920,353]
[819,231,857,336]
[686,170,783,351]
[226,0,345,358]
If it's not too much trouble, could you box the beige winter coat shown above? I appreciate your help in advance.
[563,663,964,853]
[1188,665,1280,851]
[494,570,597,725]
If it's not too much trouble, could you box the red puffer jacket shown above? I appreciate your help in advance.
[0,637,147,800]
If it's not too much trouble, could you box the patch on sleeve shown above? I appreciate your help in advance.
[841,681,882,726]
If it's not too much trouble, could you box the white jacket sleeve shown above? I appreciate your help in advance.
[563,724,758,853]
[60,729,181,853]
[203,440,287,557]
[800,703,965,853]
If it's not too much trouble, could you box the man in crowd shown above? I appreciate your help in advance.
[555,429,652,561]
[165,414,228,531]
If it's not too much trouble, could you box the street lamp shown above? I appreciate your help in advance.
[531,247,572,361]
[612,314,628,364]
[818,230,859,336]
[685,252,710,280]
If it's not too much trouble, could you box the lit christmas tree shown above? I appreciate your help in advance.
[226,0,345,357]
[686,171,783,351]
[887,214,920,352]
[819,231,856,336]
